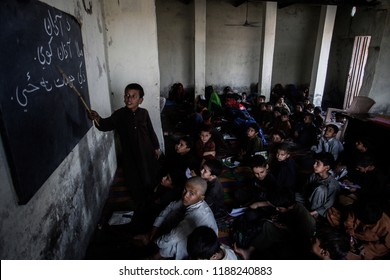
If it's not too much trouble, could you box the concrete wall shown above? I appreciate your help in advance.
[156,0,194,96]
[0,0,116,259]
[368,4,390,114]
[272,4,320,87]
[324,2,390,113]
[156,0,264,95]
[206,0,263,94]
[156,1,320,95]
[103,0,164,150]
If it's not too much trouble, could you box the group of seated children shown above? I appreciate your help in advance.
[128,83,389,260]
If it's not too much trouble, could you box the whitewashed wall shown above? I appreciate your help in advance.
[102,0,164,150]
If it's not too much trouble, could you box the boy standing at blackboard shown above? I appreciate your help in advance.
[88,83,161,209]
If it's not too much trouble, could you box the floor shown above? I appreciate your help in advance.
[84,138,244,260]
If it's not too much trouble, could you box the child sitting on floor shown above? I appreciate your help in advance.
[135,176,218,260]
[238,122,264,166]
[163,135,198,180]
[233,189,316,260]
[195,124,216,170]
[311,124,344,162]
[129,170,186,234]
[200,158,226,219]
[310,225,350,260]
[338,154,387,206]
[270,143,297,192]
[293,112,318,150]
[303,152,340,219]
[234,155,279,208]
[328,200,390,260]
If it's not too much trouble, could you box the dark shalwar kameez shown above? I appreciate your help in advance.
[97,107,160,205]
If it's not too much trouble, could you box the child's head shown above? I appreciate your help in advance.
[276,143,291,162]
[324,124,339,139]
[246,123,259,139]
[160,173,174,188]
[311,226,349,260]
[314,106,322,115]
[273,107,282,117]
[353,200,383,225]
[250,155,269,181]
[199,124,213,144]
[201,159,222,181]
[266,102,273,111]
[271,130,286,143]
[295,102,304,112]
[305,103,314,113]
[355,137,372,153]
[268,188,295,213]
[196,99,208,112]
[187,226,220,260]
[182,176,207,206]
[175,136,193,155]
[355,154,375,173]
[223,86,233,95]
[124,83,144,111]
[277,96,285,104]
[259,102,266,111]
[280,110,289,121]
[258,95,266,103]
[161,171,185,189]
[303,112,314,124]
[313,152,335,174]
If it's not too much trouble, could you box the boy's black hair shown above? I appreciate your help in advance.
[250,154,268,168]
[277,143,291,153]
[304,112,315,120]
[314,226,350,260]
[125,83,144,98]
[326,123,339,134]
[179,135,193,150]
[314,106,322,114]
[259,95,266,100]
[314,152,335,170]
[199,123,213,133]
[280,109,289,116]
[353,200,383,225]
[203,158,223,177]
[187,226,220,259]
[247,122,259,132]
[273,106,281,113]
[356,136,373,151]
[163,170,186,189]
[271,129,286,140]
[268,188,295,208]
[296,102,304,108]
[196,99,208,110]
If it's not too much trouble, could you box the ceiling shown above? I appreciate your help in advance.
[230,0,381,9]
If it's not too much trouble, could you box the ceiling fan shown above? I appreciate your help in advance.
[225,0,260,28]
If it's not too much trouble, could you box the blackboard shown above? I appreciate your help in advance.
[0,0,92,204]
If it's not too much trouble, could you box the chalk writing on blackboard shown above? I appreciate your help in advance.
[14,9,87,111]
[0,0,92,204]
